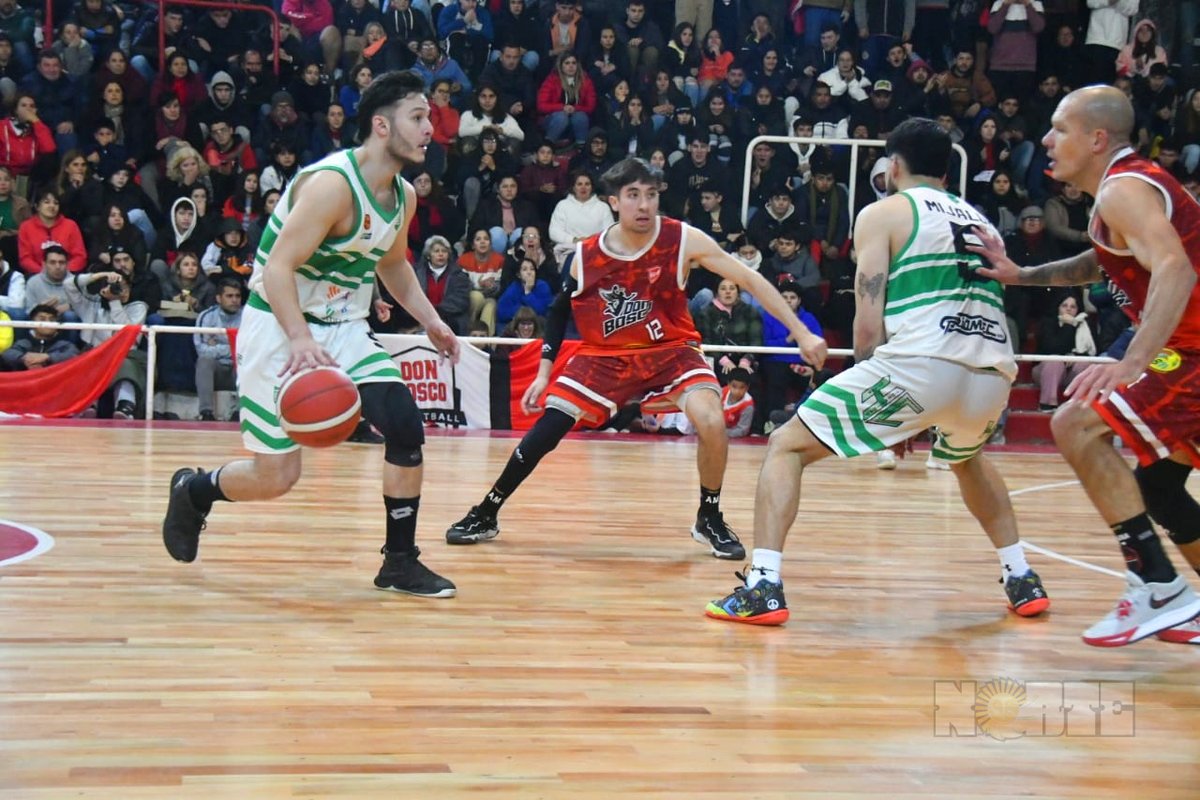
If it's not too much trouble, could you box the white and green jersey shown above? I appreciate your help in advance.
[873,186,1016,380]
[247,148,407,324]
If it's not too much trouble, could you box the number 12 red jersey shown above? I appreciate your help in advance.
[571,216,702,355]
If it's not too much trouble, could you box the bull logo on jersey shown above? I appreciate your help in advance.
[600,284,653,337]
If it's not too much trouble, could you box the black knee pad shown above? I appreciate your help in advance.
[1135,460,1200,545]
[517,408,575,464]
[359,382,425,467]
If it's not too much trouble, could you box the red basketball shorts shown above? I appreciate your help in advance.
[1094,347,1200,467]
[544,343,719,425]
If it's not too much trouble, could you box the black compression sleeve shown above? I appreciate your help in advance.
[541,283,575,362]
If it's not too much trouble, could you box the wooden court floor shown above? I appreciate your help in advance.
[1,423,1199,799]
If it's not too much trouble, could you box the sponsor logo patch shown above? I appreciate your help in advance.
[1149,348,1181,373]
[940,313,1007,343]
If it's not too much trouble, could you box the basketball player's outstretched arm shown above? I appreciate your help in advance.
[262,170,351,375]
[1066,178,1197,404]
[968,224,1102,286]
[376,181,460,364]
[851,200,894,362]
[684,225,828,369]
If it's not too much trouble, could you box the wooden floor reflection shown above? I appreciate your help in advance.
[1,423,1197,798]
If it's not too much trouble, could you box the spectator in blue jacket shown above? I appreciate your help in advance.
[760,281,824,420]
[22,50,81,153]
[496,256,553,327]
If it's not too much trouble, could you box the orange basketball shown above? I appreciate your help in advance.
[277,367,362,448]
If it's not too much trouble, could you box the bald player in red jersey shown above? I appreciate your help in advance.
[445,158,827,559]
[971,86,1200,647]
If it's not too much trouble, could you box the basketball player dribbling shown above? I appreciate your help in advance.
[706,118,1050,625]
[161,71,459,598]
[445,157,828,559]
[971,86,1200,647]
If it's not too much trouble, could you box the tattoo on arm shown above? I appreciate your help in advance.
[1020,251,1102,287]
[857,272,886,302]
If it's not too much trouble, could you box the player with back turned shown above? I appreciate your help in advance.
[444,157,827,559]
[706,118,1050,625]
[160,71,459,598]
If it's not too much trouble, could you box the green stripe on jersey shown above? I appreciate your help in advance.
[887,261,1000,303]
[885,287,1005,317]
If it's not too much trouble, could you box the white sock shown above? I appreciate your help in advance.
[115,380,136,405]
[997,543,1030,580]
[747,548,783,587]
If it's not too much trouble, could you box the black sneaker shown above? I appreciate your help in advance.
[162,468,208,562]
[199,410,217,422]
[691,512,745,559]
[113,400,136,419]
[705,570,790,625]
[348,420,385,444]
[1002,569,1051,617]
[374,546,457,597]
[445,506,500,544]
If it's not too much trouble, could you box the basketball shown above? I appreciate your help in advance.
[277,367,362,448]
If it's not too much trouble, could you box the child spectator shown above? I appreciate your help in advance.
[1,303,78,370]
[201,218,254,288]
[759,282,823,421]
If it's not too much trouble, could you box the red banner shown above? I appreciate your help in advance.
[508,340,582,430]
[0,326,141,417]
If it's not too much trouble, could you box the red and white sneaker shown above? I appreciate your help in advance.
[1082,572,1200,647]
[1156,616,1200,644]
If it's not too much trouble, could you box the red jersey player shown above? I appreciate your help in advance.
[445,157,826,559]
[971,86,1200,647]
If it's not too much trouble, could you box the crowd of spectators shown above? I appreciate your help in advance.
[0,0,1196,428]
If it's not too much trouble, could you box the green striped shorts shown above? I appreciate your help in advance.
[235,302,401,454]
[797,355,1010,463]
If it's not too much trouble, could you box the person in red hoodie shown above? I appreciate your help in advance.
[18,187,86,273]
[0,93,55,178]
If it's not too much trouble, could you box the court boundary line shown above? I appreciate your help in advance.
[1010,480,1125,579]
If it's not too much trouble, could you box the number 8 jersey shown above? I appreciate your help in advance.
[571,216,703,356]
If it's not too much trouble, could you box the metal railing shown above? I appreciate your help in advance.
[0,319,1112,421]
[147,0,283,77]
[740,136,970,235]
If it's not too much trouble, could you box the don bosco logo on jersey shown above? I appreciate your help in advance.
[600,285,653,337]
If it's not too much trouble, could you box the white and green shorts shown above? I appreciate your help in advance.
[236,297,402,454]
[797,355,1010,463]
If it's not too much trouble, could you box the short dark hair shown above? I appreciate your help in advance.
[357,69,427,142]
[727,367,751,384]
[601,157,661,195]
[777,281,802,297]
[216,278,244,295]
[42,244,68,260]
[30,302,59,319]
[886,117,951,180]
